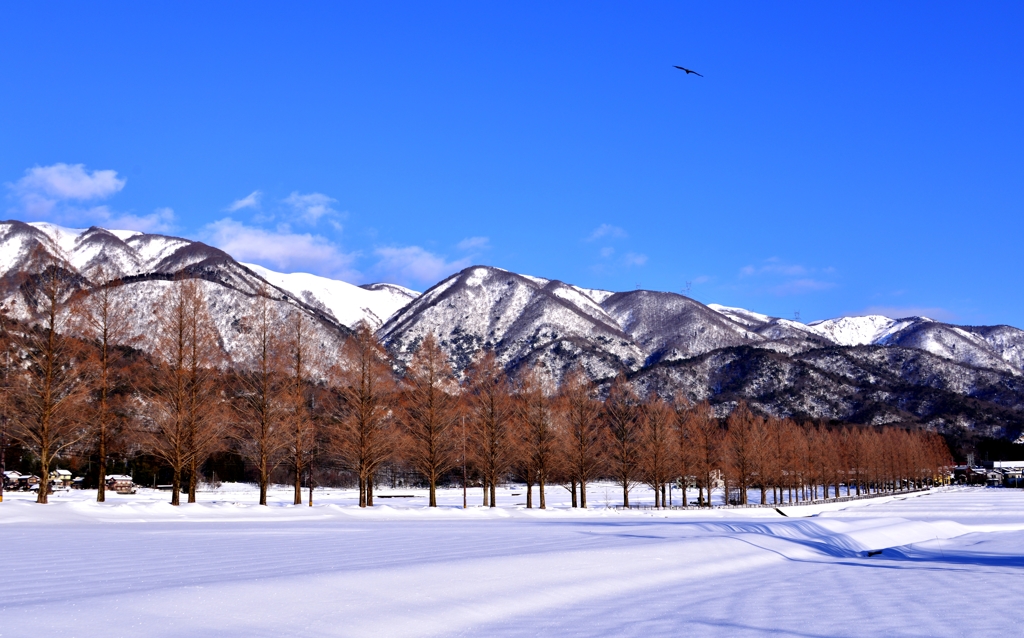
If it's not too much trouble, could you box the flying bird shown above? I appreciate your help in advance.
[673,65,703,77]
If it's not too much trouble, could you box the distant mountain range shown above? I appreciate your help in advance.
[3,219,1023,439]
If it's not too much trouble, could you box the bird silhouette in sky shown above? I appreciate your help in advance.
[673,65,703,77]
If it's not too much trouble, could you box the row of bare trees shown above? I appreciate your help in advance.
[0,263,953,507]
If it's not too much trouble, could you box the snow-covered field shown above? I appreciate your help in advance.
[2,484,1022,637]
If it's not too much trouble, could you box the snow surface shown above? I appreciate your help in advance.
[806,315,925,347]
[243,263,418,329]
[707,303,772,327]
[1,485,1021,637]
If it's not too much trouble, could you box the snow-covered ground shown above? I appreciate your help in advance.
[1,484,1022,637]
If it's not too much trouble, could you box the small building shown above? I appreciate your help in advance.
[105,474,136,494]
[3,470,23,490]
[992,461,1024,488]
[49,469,73,489]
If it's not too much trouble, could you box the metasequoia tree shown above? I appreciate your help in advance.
[283,309,316,505]
[465,351,516,508]
[70,267,133,502]
[603,376,643,508]
[146,278,223,506]
[682,401,722,507]
[514,365,557,509]
[234,289,289,506]
[640,394,677,508]
[10,250,89,504]
[556,368,603,508]
[724,402,766,505]
[400,334,460,507]
[334,323,396,507]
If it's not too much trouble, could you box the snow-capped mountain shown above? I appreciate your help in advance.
[4,218,1024,437]
[0,221,419,363]
[243,263,418,329]
[379,266,644,379]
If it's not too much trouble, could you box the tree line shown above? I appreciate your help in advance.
[0,260,953,507]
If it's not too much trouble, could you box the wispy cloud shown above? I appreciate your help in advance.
[283,191,339,225]
[585,223,627,242]
[622,252,647,267]
[227,190,262,212]
[372,246,470,286]
[457,236,490,251]
[768,278,836,295]
[736,257,837,296]
[202,218,359,280]
[600,246,615,258]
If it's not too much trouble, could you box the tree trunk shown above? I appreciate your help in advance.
[539,474,546,510]
[358,475,366,508]
[294,462,302,505]
[188,455,198,503]
[489,481,496,508]
[570,480,578,508]
[37,448,50,504]
[482,478,489,506]
[367,475,374,506]
[171,470,181,506]
[580,480,588,508]
[97,423,106,503]
[526,480,533,509]
[429,478,437,507]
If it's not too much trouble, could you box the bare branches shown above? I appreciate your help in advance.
[399,334,460,507]
[332,323,396,507]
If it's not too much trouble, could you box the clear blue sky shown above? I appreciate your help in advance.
[2,3,1022,326]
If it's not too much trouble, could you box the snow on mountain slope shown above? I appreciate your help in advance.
[707,304,773,328]
[804,315,923,346]
[379,266,643,379]
[243,263,418,329]
[601,292,763,365]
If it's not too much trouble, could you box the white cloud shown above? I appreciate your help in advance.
[3,162,175,231]
[457,236,490,251]
[622,252,648,267]
[600,246,615,258]
[283,191,339,225]
[12,163,125,200]
[202,218,359,280]
[586,223,628,242]
[372,246,470,286]
[227,190,262,212]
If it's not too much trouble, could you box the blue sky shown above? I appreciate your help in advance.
[2,3,1022,326]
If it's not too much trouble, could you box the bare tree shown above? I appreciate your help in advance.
[70,267,133,502]
[283,309,316,505]
[399,334,460,507]
[724,402,765,505]
[334,323,396,507]
[640,394,677,508]
[146,278,223,506]
[9,250,87,504]
[465,351,516,508]
[234,288,289,506]
[681,401,721,507]
[603,375,642,508]
[514,365,557,509]
[556,368,603,508]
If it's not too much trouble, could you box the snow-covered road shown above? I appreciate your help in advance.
[1,486,1021,637]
